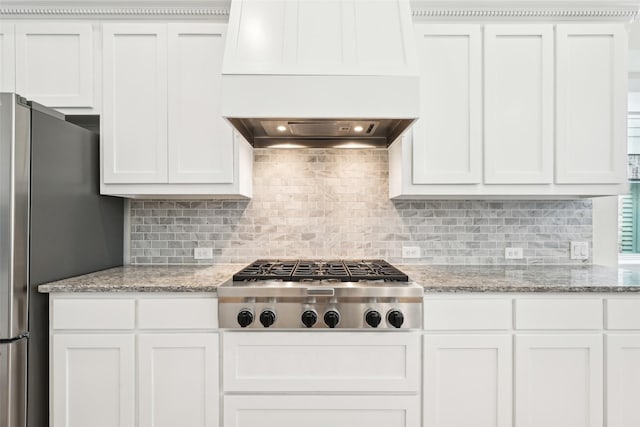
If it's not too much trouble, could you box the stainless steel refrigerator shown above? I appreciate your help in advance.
[0,93,124,427]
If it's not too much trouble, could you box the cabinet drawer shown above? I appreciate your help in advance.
[52,298,135,330]
[515,299,603,330]
[424,299,512,330]
[138,298,217,330]
[222,332,420,392]
[223,395,420,427]
[607,299,640,329]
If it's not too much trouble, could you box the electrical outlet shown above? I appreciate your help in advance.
[402,246,420,259]
[570,241,589,260]
[505,247,523,259]
[194,248,213,260]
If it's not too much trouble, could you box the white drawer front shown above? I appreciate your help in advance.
[52,298,135,330]
[223,332,420,392]
[138,298,218,330]
[607,299,640,330]
[424,299,512,330]
[223,395,420,427]
[515,299,603,330]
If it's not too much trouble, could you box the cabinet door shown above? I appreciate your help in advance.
[223,395,420,427]
[0,23,15,92]
[138,334,218,427]
[607,334,640,427]
[556,24,627,184]
[15,23,93,108]
[424,334,512,427]
[223,331,420,393]
[52,334,135,427]
[412,24,482,184]
[168,24,233,184]
[102,24,168,184]
[484,25,553,184]
[515,334,603,427]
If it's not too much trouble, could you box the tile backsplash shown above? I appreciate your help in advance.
[129,149,592,265]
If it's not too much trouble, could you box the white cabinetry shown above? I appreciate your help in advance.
[484,24,554,184]
[223,395,420,427]
[50,294,219,427]
[0,23,15,92]
[139,334,218,427]
[390,22,628,198]
[101,23,251,198]
[102,24,168,184]
[412,24,481,184]
[52,334,135,427]
[515,334,603,427]
[556,24,627,184]
[607,335,640,427]
[15,23,96,111]
[423,294,640,427]
[423,334,512,427]
[222,331,420,427]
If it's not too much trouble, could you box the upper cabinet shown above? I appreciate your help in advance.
[1,22,98,113]
[390,22,629,199]
[556,24,627,185]
[0,23,15,92]
[101,23,252,198]
[15,23,96,112]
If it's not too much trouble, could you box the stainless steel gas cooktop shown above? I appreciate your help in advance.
[218,260,423,330]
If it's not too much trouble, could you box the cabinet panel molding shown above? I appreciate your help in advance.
[412,24,482,184]
[484,24,553,184]
[102,23,168,184]
[423,334,512,427]
[15,23,94,108]
[556,24,627,184]
[607,334,640,427]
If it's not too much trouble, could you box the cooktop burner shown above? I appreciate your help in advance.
[232,259,408,282]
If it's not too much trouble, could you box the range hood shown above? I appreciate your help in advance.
[221,0,420,148]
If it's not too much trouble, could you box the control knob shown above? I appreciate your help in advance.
[301,310,318,328]
[324,310,340,328]
[260,309,276,327]
[237,309,254,328]
[387,310,404,328]
[365,310,382,328]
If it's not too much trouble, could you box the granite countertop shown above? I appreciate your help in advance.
[39,264,640,294]
[400,264,640,293]
[38,264,243,293]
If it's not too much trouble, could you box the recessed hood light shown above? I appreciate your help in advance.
[220,0,420,148]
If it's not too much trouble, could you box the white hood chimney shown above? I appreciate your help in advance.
[221,0,420,148]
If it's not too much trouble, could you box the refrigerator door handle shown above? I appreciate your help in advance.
[0,332,29,344]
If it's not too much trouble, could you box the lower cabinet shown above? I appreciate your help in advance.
[50,294,219,427]
[223,395,420,427]
[221,331,420,427]
[514,334,603,427]
[423,334,512,427]
[52,334,136,427]
[607,334,640,427]
[138,334,219,427]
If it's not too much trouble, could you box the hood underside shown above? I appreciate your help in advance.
[221,0,420,148]
[229,118,415,148]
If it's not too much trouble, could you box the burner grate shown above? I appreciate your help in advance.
[233,259,408,282]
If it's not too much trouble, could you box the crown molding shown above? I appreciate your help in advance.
[411,1,640,21]
[0,0,637,20]
[0,7,229,17]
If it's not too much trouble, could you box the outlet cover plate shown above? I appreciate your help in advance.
[194,248,213,260]
[505,247,523,259]
[402,246,420,259]
[570,241,589,260]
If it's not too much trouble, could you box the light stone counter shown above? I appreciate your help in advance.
[38,264,243,293]
[39,264,640,293]
[400,264,640,293]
